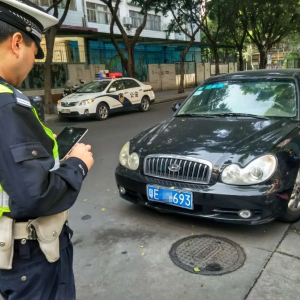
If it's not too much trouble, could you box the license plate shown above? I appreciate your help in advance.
[61,109,70,113]
[147,185,193,210]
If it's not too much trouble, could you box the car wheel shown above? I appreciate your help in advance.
[140,96,150,112]
[277,169,300,223]
[96,103,109,121]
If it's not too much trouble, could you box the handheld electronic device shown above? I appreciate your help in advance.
[56,127,88,161]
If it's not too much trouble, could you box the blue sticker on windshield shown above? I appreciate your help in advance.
[216,83,224,88]
[205,83,224,89]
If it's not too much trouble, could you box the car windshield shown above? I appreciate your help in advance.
[177,80,297,118]
[76,81,110,93]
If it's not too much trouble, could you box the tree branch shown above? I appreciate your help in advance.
[58,0,71,26]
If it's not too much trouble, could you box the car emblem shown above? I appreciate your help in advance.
[168,164,181,172]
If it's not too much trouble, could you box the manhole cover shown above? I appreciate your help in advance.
[169,235,246,276]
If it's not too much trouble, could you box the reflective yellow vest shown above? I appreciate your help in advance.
[0,84,59,217]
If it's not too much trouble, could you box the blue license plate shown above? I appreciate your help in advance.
[147,185,193,210]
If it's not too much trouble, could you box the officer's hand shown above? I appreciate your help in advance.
[68,143,94,170]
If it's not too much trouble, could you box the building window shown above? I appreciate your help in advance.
[129,10,161,31]
[30,0,77,11]
[86,2,116,24]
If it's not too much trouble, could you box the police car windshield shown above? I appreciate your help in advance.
[76,81,110,93]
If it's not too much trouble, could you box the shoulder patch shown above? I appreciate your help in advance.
[14,88,32,108]
[0,84,13,94]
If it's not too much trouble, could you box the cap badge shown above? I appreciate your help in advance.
[26,26,31,32]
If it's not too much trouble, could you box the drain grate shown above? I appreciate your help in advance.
[169,235,246,275]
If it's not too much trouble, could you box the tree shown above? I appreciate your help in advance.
[161,0,206,93]
[200,0,235,75]
[221,0,248,71]
[100,0,160,78]
[44,0,71,114]
[239,0,300,69]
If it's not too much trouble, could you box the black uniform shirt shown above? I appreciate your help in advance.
[0,78,88,220]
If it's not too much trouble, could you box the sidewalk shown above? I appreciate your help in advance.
[44,87,195,122]
[247,221,300,300]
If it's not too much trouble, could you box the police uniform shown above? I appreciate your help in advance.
[0,1,89,299]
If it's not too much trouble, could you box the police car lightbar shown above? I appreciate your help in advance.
[95,72,123,79]
[108,72,123,78]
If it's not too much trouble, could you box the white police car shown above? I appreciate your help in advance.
[57,73,155,120]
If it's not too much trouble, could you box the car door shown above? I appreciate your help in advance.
[107,79,126,109]
[123,79,142,105]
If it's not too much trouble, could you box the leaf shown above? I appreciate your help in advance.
[102,208,106,211]
[140,245,144,248]
[185,242,190,247]
[194,267,201,272]
[142,252,145,256]
[83,199,88,202]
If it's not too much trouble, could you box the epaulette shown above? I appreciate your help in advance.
[14,88,32,108]
[0,82,32,108]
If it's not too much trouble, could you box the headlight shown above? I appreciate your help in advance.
[119,141,139,170]
[221,155,277,185]
[79,99,94,106]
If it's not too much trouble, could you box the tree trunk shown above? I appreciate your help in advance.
[259,49,267,69]
[44,26,58,114]
[212,45,220,75]
[179,52,186,94]
[126,46,136,78]
[238,48,244,71]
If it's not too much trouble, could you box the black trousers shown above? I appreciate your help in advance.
[0,227,76,300]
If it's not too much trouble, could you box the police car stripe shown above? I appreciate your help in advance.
[50,157,60,172]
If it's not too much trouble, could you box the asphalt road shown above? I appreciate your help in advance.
[47,103,290,300]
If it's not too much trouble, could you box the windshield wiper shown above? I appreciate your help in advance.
[210,113,270,120]
[176,113,216,118]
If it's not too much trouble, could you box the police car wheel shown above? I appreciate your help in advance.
[96,103,109,121]
[140,96,150,112]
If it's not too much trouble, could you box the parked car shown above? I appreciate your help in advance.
[57,75,155,120]
[115,69,300,225]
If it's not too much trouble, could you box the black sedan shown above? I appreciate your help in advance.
[115,69,300,225]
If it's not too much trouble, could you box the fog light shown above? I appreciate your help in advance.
[238,210,252,219]
[119,187,126,195]
[84,109,89,114]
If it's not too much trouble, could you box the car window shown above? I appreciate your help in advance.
[109,80,125,92]
[178,80,297,118]
[123,79,140,89]
[76,81,110,93]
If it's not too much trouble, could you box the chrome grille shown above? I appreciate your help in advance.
[61,102,78,107]
[143,155,212,184]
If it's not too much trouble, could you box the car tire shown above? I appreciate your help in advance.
[96,103,109,121]
[277,169,300,223]
[140,96,150,112]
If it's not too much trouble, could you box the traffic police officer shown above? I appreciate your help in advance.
[0,1,94,299]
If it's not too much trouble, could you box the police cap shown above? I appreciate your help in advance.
[0,0,58,59]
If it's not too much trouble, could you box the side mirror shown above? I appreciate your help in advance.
[172,102,181,112]
[109,87,117,93]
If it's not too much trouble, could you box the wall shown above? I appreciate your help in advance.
[22,63,105,101]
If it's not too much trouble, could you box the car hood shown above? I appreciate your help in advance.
[131,117,298,167]
[61,93,100,102]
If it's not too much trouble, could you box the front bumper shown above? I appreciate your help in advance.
[115,165,287,225]
[57,105,96,118]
